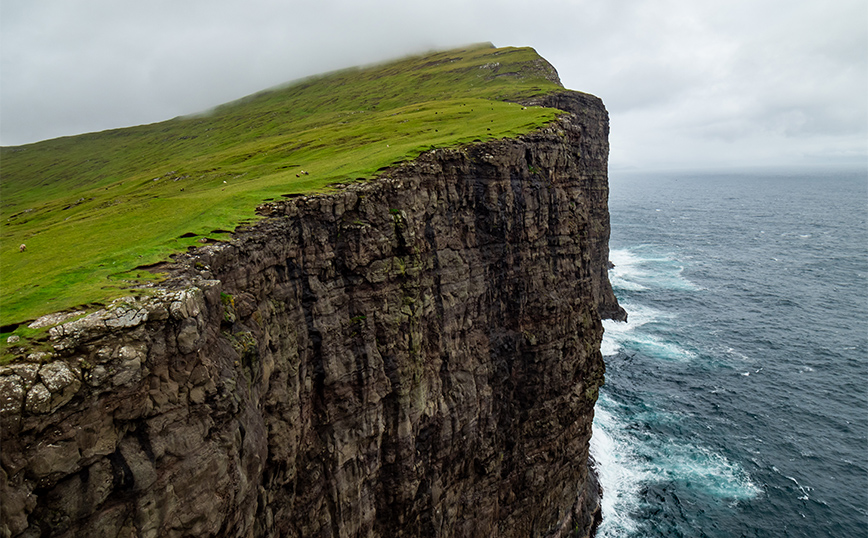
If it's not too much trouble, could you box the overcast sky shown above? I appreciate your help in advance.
[1,0,866,170]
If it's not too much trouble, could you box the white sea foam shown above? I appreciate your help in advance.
[655,265,701,291]
[591,396,646,537]
[599,333,622,357]
[651,444,762,501]
[601,303,658,350]
[601,317,632,357]
[608,249,650,291]
[725,347,752,361]
[629,333,696,361]
[785,475,813,501]
[601,302,694,361]
[591,391,761,536]
[608,247,700,292]
[594,244,759,534]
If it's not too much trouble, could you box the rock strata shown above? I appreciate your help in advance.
[0,90,622,537]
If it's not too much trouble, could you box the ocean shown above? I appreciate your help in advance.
[590,168,868,537]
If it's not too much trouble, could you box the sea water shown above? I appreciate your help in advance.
[590,168,868,537]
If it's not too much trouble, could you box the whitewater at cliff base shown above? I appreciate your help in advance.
[591,168,868,538]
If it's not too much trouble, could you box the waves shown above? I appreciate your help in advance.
[592,393,761,538]
[600,303,695,362]
[594,171,868,537]
[608,246,701,293]
[601,248,699,363]
[590,402,645,536]
[591,246,759,538]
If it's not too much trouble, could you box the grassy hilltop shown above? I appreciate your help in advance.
[0,43,565,339]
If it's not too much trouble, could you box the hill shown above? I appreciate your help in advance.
[0,43,565,333]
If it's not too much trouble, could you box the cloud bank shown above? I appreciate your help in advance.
[2,0,865,170]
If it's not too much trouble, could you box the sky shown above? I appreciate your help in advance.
[1,0,866,171]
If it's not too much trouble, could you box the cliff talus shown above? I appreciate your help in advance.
[0,91,621,537]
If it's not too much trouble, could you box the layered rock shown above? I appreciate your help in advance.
[0,90,621,537]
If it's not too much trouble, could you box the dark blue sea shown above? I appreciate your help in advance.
[591,168,868,538]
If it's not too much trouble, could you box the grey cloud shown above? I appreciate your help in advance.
[1,0,865,170]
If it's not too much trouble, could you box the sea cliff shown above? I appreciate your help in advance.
[0,90,623,537]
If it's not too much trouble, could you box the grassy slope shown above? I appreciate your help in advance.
[0,44,565,332]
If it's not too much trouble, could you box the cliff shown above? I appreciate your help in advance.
[0,90,623,537]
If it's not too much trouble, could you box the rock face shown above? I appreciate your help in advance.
[0,90,622,538]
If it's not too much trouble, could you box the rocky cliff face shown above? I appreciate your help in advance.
[0,91,623,538]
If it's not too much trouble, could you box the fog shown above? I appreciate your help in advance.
[2,0,865,170]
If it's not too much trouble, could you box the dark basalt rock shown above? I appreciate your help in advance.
[0,91,621,537]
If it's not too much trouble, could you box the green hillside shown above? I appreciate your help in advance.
[0,43,565,334]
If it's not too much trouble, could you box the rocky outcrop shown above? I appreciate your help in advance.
[0,90,621,537]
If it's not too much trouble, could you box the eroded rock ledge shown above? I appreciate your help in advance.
[0,91,622,538]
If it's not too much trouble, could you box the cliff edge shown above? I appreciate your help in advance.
[0,90,622,537]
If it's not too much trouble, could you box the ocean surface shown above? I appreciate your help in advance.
[590,168,868,537]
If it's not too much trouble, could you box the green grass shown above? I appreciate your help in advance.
[0,43,566,330]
